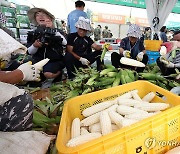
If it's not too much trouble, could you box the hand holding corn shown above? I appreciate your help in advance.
[160,56,169,65]
[103,43,110,50]
[100,43,110,62]
[17,62,41,81]
[123,50,131,58]
[79,57,90,66]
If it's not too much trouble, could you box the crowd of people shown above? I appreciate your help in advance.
[0,0,179,132]
[93,25,113,41]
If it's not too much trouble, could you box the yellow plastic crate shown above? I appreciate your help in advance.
[56,81,180,154]
[144,40,163,51]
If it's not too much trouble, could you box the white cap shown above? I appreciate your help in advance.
[127,24,142,38]
[75,16,91,31]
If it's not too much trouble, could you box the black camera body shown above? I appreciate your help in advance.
[33,26,56,46]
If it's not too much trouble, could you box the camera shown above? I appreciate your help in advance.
[33,26,56,46]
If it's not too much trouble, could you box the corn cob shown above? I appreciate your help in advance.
[86,74,99,86]
[71,118,81,139]
[100,67,116,77]
[121,118,139,127]
[81,104,118,127]
[131,91,142,101]
[117,105,148,115]
[95,77,115,86]
[119,69,126,84]
[100,111,112,136]
[108,111,124,128]
[80,127,89,135]
[81,112,101,126]
[112,72,121,87]
[82,101,115,117]
[66,133,102,147]
[125,112,158,121]
[118,98,148,107]
[142,92,156,102]
[105,64,116,69]
[123,69,133,83]
[115,90,138,100]
[107,72,117,77]
[104,104,118,111]
[139,73,166,81]
[82,87,93,95]
[89,123,101,133]
[112,124,119,131]
[105,85,112,89]
[134,103,170,112]
[125,69,135,81]
[34,58,49,69]
[100,43,110,62]
[120,57,145,67]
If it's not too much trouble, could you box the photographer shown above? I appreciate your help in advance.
[27,8,67,88]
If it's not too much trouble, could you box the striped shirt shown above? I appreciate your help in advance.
[167,48,180,65]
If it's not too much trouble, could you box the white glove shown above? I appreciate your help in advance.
[123,50,131,58]
[17,62,40,81]
[136,52,144,61]
[79,57,90,66]
[166,62,175,68]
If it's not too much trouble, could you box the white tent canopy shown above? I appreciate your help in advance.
[145,0,177,39]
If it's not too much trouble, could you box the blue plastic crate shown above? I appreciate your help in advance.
[146,50,160,64]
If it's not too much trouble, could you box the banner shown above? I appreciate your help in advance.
[93,13,150,27]
[93,13,125,24]
[91,0,180,14]
[135,17,149,27]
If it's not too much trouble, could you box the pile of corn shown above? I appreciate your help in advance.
[67,90,170,147]
[30,64,179,135]
[140,63,180,90]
